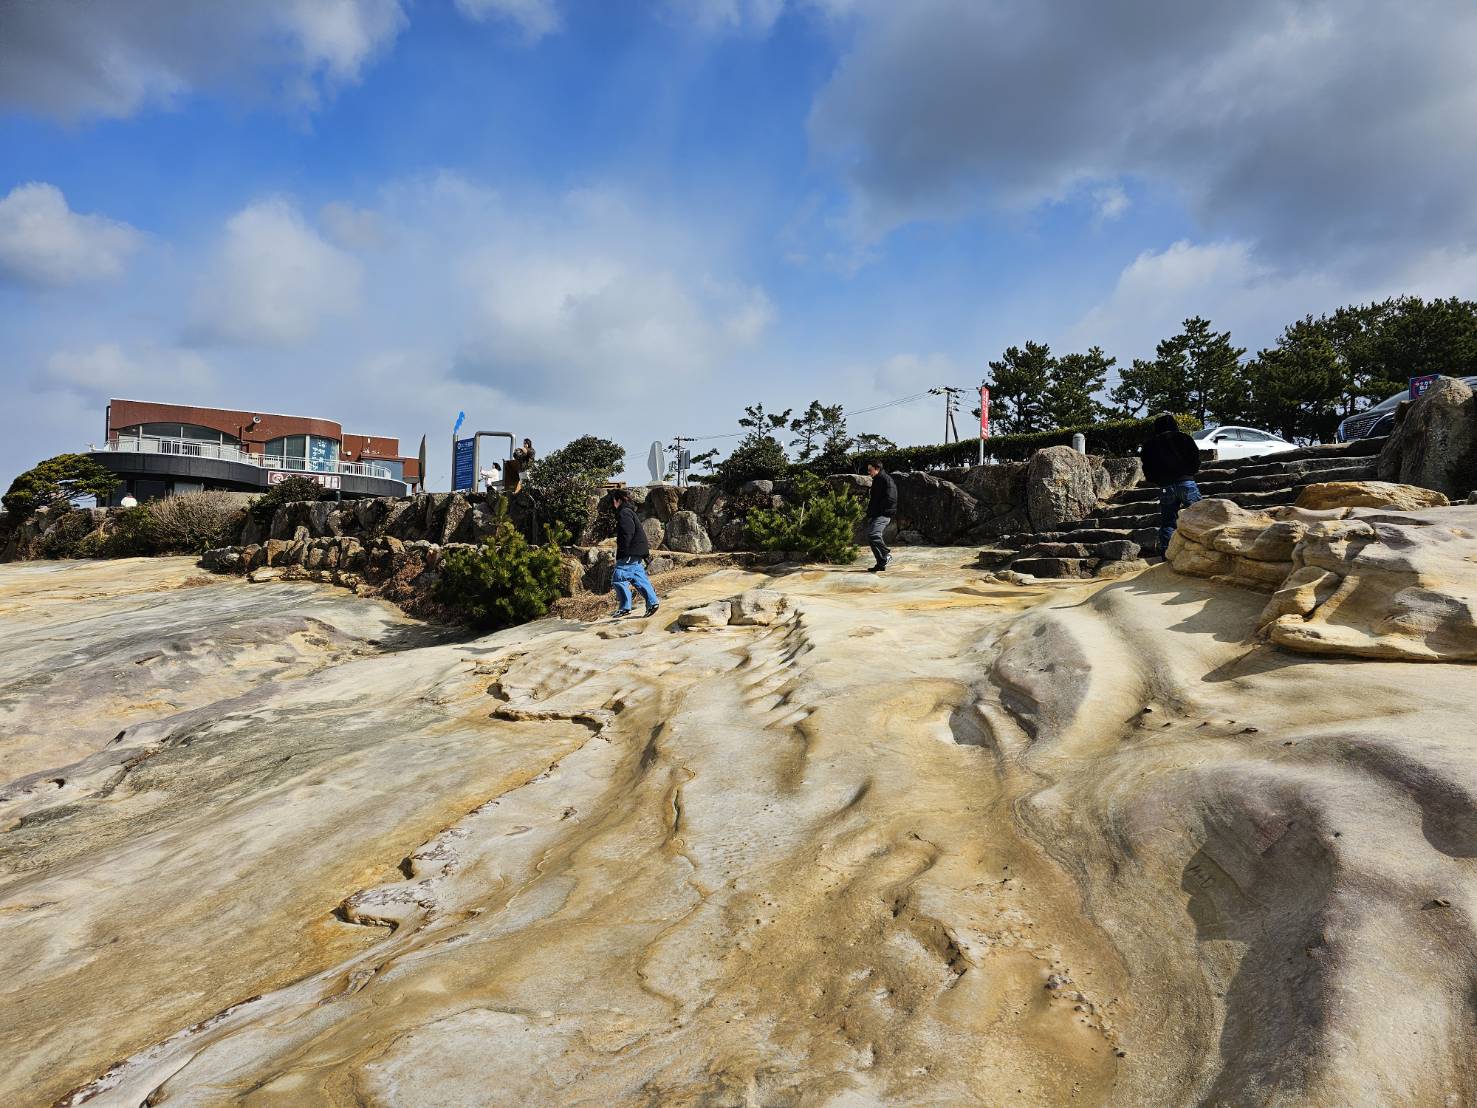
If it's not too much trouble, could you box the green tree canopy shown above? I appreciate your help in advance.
[2,454,119,518]
[1110,316,1245,425]
[526,435,625,540]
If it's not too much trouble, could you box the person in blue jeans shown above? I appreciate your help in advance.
[610,488,659,618]
[1138,413,1204,553]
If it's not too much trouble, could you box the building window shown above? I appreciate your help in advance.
[378,459,405,481]
[117,423,240,444]
[265,434,338,472]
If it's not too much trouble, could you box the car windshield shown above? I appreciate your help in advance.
[1365,375,1477,414]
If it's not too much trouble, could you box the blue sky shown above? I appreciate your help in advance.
[3,0,1476,487]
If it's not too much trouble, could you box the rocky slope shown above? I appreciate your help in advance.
[1,548,1474,1106]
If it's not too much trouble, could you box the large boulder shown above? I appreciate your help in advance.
[1295,481,1450,512]
[642,517,666,551]
[1094,456,1144,500]
[664,510,713,554]
[677,600,732,629]
[891,472,979,544]
[682,484,718,518]
[1026,446,1099,532]
[1377,376,1477,499]
[730,589,785,626]
[645,485,682,523]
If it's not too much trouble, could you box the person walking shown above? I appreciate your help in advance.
[864,460,897,572]
[610,488,659,618]
[1139,414,1203,554]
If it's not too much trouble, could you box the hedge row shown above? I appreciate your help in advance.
[834,413,1202,473]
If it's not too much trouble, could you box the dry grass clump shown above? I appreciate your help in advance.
[145,491,245,553]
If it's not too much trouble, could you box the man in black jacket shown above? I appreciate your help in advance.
[865,461,897,572]
[610,488,659,617]
[1139,414,1203,553]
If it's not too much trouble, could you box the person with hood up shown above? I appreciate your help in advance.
[609,488,659,618]
[1139,414,1203,554]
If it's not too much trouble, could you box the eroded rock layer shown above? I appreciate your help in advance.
[2,550,1475,1106]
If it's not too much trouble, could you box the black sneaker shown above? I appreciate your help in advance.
[644,603,660,617]
[613,609,633,619]
[867,563,885,573]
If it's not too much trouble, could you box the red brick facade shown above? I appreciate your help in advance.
[106,399,421,484]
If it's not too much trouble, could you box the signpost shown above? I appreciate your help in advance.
[1410,374,1439,400]
[977,384,991,465]
[453,437,476,492]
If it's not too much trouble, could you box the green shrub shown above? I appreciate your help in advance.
[526,435,625,541]
[146,491,245,553]
[435,503,571,631]
[714,433,789,491]
[249,476,328,527]
[3,454,119,518]
[104,506,159,556]
[36,510,102,559]
[817,413,1202,474]
[745,471,863,564]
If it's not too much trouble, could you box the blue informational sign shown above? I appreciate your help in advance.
[453,437,476,492]
[308,436,335,473]
[1409,374,1439,400]
[452,411,465,437]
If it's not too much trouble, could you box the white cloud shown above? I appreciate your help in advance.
[46,343,214,394]
[809,0,1477,270]
[452,0,563,40]
[1093,185,1130,223]
[320,201,386,250]
[0,183,143,287]
[193,199,362,347]
[0,0,410,120]
[379,179,776,400]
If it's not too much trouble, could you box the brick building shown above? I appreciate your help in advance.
[90,399,421,502]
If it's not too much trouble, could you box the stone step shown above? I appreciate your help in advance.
[1116,457,1382,502]
[1008,556,1098,579]
[1022,538,1141,561]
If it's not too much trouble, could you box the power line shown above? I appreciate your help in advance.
[681,388,936,445]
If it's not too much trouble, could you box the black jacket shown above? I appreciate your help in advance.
[1140,420,1202,485]
[615,502,650,561]
[868,470,898,517]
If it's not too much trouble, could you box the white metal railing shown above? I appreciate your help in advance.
[96,434,394,480]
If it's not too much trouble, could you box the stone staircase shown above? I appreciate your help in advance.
[978,440,1384,579]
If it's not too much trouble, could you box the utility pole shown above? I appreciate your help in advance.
[977,380,991,465]
[929,386,965,444]
[670,435,695,487]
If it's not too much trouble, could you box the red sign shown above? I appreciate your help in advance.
[979,386,990,439]
[1409,374,1439,400]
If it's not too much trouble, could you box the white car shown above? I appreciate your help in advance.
[1192,425,1298,462]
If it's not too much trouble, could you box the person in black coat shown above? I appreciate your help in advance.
[864,460,897,572]
[610,489,659,617]
[1139,414,1203,553]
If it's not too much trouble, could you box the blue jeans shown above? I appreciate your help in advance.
[612,558,658,611]
[1158,480,1202,552]
[867,515,891,566]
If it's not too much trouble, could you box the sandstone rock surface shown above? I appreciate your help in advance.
[4,551,1477,1106]
[1295,480,1449,511]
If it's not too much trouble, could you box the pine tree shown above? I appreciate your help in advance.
[1045,346,1113,427]
[986,342,1055,433]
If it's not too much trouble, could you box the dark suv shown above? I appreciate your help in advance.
[1337,375,1477,441]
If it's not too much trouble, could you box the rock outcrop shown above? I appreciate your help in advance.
[1377,375,1477,499]
[5,545,1477,1105]
[1167,497,1477,662]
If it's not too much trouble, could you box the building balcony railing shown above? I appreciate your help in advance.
[95,433,395,481]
